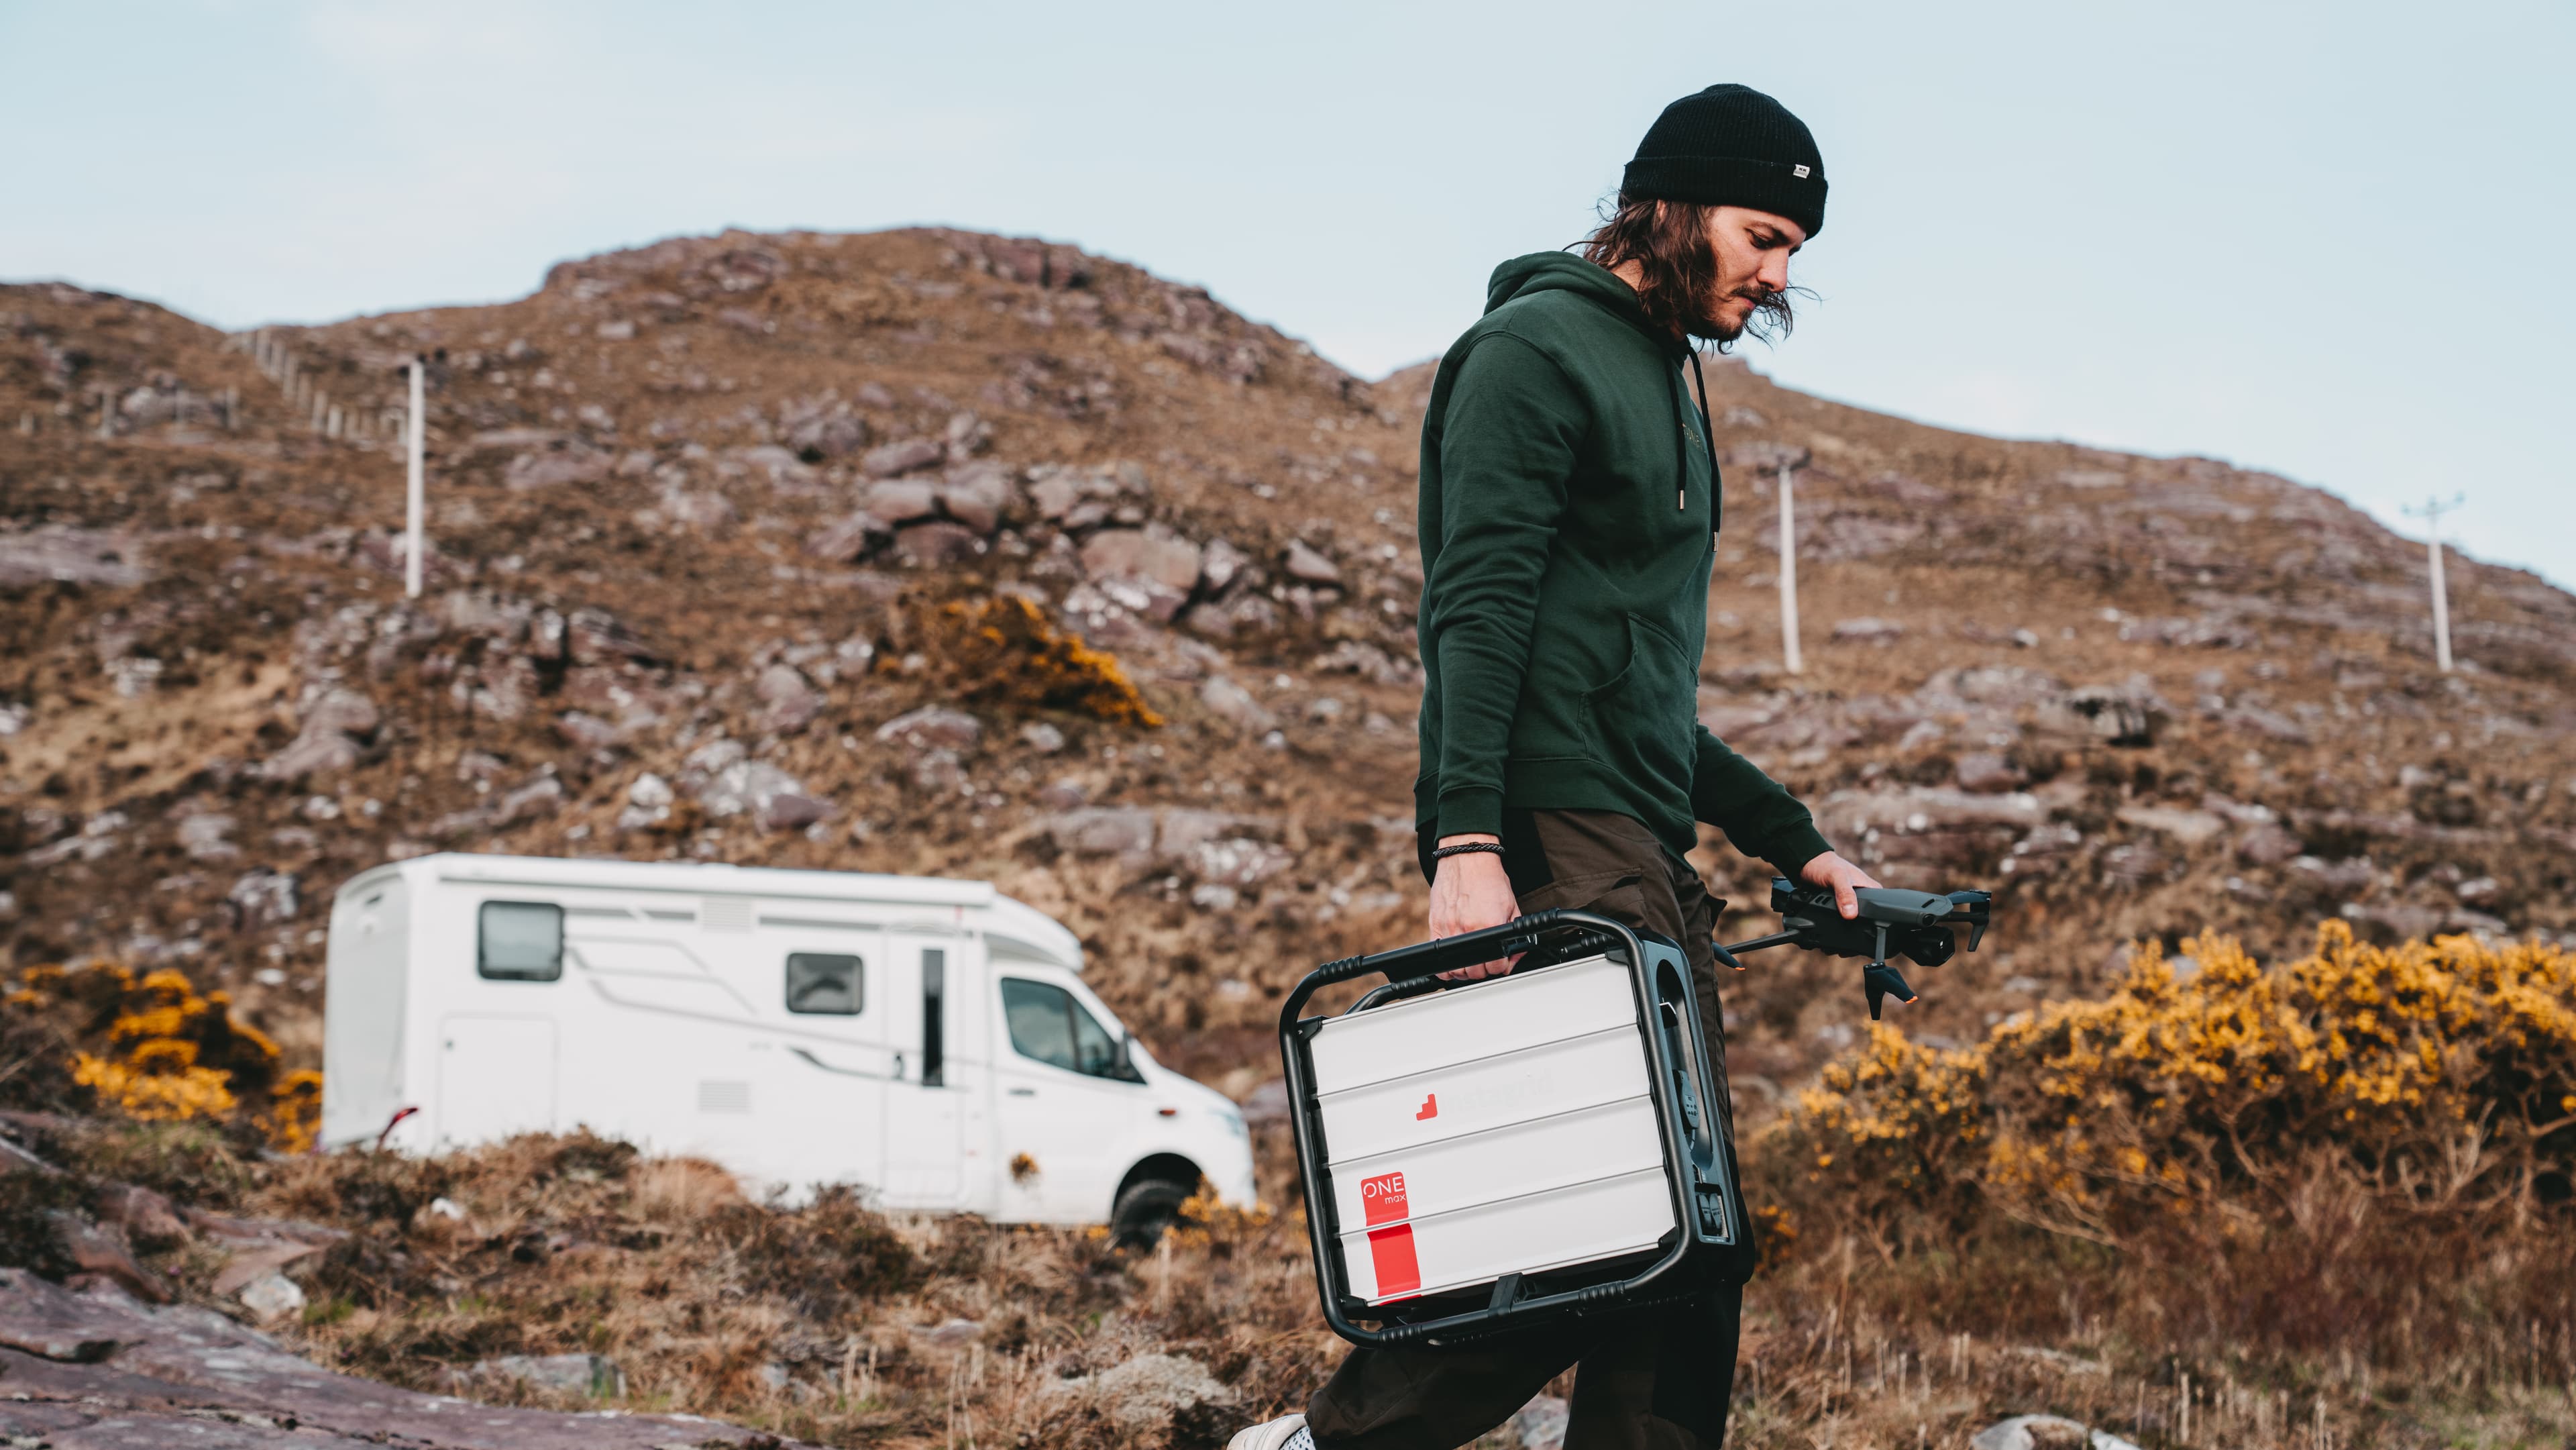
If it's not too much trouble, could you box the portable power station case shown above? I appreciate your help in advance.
[1279,909,1739,1347]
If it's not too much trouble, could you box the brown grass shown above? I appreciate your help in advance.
[11,935,2576,1447]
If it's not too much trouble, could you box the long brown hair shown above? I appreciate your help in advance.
[1578,193,1799,350]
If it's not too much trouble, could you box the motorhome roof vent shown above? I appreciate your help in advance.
[701,898,754,933]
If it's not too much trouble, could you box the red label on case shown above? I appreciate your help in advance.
[1367,1223,1421,1298]
[1360,1172,1409,1225]
[1359,1170,1419,1298]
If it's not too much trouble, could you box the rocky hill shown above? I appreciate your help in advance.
[5,226,2573,1100]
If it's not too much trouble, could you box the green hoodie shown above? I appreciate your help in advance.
[1413,253,1833,877]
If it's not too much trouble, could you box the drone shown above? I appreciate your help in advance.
[1714,878,1994,1019]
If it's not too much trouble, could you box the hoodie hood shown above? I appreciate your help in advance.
[1483,253,1683,357]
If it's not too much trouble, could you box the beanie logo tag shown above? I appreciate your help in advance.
[1793,164,1811,179]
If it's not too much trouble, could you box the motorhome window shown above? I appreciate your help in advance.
[785,953,863,1015]
[1070,1000,1120,1076]
[1001,978,1137,1082]
[477,901,563,982]
[1001,978,1077,1070]
[921,949,946,1087]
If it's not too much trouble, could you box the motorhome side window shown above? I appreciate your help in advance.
[1000,978,1135,1082]
[784,953,863,1015]
[477,901,563,982]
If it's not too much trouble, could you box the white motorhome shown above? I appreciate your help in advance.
[322,853,1254,1239]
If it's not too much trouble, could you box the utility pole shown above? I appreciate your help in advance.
[1777,455,1805,674]
[405,358,426,599]
[2402,494,2464,672]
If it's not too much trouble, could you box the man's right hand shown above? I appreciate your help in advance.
[1428,834,1521,981]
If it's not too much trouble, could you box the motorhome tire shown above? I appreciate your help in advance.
[1110,1178,1193,1248]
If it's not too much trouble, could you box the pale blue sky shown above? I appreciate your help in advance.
[5,1,2569,589]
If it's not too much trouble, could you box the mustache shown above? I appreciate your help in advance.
[1687,282,1811,345]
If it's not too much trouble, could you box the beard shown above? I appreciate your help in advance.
[1687,286,1793,346]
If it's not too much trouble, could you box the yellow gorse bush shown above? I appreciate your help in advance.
[1171,1179,1275,1247]
[9,962,318,1152]
[931,593,1165,727]
[1765,923,2576,1251]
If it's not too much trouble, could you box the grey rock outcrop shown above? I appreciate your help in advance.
[861,478,938,522]
[808,510,890,562]
[894,520,983,565]
[225,870,299,930]
[1082,525,1205,622]
[0,526,153,587]
[260,688,380,781]
[861,437,945,478]
[503,446,612,490]
[1044,1351,1236,1439]
[0,1267,808,1447]
[935,461,1014,533]
[1816,786,2047,871]
[1282,539,1340,585]
[684,739,833,833]
[1199,675,1276,731]
[875,707,982,751]
[755,663,826,734]
[1971,1414,2142,1450]
[466,1352,627,1398]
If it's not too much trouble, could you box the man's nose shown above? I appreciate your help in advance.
[1758,253,1792,293]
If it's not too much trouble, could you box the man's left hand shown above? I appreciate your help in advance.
[1799,850,1882,919]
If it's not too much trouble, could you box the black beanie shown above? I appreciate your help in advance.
[1622,84,1827,240]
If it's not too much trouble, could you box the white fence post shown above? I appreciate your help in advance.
[406,358,426,599]
[1778,459,1803,675]
[2403,494,2464,672]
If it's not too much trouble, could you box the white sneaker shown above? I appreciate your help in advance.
[1227,1412,1313,1450]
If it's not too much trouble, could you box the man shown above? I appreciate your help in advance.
[1231,85,1878,1450]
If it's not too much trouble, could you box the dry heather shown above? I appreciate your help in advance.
[6,228,2575,1117]
[9,930,2576,1447]
[7,224,2576,1444]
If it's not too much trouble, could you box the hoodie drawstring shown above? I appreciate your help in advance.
[1678,350,1718,510]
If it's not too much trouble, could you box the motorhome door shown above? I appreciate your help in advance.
[991,970,1143,1223]
[758,921,890,1196]
[437,1016,557,1146]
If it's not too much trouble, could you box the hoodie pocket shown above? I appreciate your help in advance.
[1580,613,1697,792]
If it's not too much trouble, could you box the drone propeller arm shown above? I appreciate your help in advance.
[1717,929,1803,958]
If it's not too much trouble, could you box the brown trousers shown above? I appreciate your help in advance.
[1307,809,1749,1450]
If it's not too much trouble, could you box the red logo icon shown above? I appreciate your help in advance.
[1415,1093,1438,1121]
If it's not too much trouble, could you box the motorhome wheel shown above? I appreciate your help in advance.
[1110,1178,1193,1248]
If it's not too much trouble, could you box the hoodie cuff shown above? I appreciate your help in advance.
[1765,824,1836,886]
[1435,786,1505,843]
